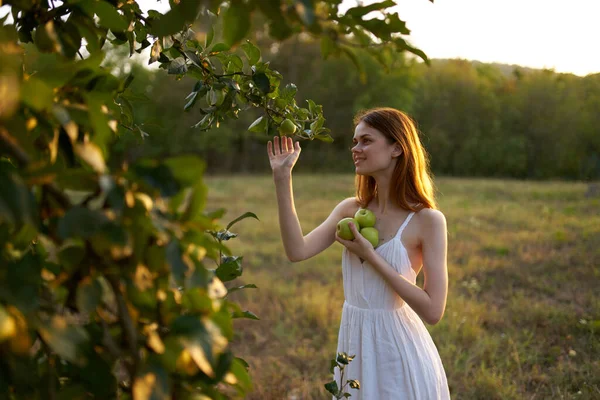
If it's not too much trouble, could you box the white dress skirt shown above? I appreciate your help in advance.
[333,212,451,399]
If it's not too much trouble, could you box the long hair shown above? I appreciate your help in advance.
[353,107,437,211]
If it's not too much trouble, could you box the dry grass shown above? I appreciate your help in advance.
[206,174,600,400]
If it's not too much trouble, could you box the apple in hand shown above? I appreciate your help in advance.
[354,208,376,228]
[337,218,360,240]
[360,227,379,248]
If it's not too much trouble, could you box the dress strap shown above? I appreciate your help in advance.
[395,212,415,239]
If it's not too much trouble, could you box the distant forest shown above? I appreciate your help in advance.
[112,37,600,181]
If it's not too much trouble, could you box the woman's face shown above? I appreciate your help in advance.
[351,121,400,176]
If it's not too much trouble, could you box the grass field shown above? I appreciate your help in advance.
[205,174,600,400]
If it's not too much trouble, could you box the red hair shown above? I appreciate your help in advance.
[353,107,437,211]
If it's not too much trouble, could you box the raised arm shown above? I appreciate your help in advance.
[268,136,356,262]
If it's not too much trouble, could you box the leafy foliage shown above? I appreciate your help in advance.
[325,352,360,398]
[0,0,424,398]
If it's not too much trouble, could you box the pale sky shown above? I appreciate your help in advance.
[136,0,599,76]
[2,0,597,76]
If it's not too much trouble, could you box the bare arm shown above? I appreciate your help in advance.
[268,136,355,262]
[336,210,449,324]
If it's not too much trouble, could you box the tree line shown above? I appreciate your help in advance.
[125,38,600,180]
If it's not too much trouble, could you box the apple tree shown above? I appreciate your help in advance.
[0,0,428,398]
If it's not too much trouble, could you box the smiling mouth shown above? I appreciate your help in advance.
[353,158,365,165]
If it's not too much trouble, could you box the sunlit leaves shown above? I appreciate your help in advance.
[79,0,128,33]
[241,41,261,65]
[223,1,251,47]
[0,0,427,398]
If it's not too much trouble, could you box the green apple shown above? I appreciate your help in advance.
[354,208,376,228]
[278,118,296,135]
[337,217,359,240]
[360,227,379,248]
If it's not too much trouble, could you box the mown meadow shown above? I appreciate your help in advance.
[206,174,600,399]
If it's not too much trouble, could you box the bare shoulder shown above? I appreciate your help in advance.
[337,197,360,213]
[325,197,359,221]
[415,208,447,232]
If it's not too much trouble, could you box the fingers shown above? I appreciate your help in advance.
[349,222,360,236]
[273,136,280,156]
[281,135,289,152]
[271,136,299,156]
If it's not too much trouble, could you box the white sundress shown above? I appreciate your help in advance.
[333,212,451,399]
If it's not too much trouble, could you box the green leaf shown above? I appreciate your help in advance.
[226,284,257,296]
[86,93,113,154]
[306,99,319,116]
[167,58,188,75]
[229,357,253,393]
[39,316,90,366]
[166,239,189,286]
[341,46,366,83]
[329,359,338,374]
[226,54,244,73]
[58,240,86,273]
[182,288,212,314]
[231,310,259,320]
[310,115,325,133]
[0,161,36,228]
[205,25,215,48]
[248,116,267,133]
[21,76,54,111]
[223,0,251,47]
[58,19,82,58]
[184,91,198,111]
[226,211,259,230]
[316,133,334,143]
[76,277,102,315]
[216,256,243,282]
[89,1,128,32]
[210,42,230,53]
[346,0,395,18]
[213,230,238,241]
[324,380,339,396]
[281,83,297,101]
[252,72,270,94]
[163,155,206,186]
[321,35,336,59]
[241,41,260,65]
[58,207,110,240]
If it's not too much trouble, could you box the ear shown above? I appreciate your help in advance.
[392,144,403,158]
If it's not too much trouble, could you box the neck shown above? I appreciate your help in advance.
[373,174,393,214]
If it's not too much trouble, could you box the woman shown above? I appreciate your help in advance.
[267,107,450,399]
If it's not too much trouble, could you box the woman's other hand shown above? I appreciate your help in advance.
[267,136,301,179]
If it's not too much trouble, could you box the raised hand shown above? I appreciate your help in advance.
[267,136,301,178]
